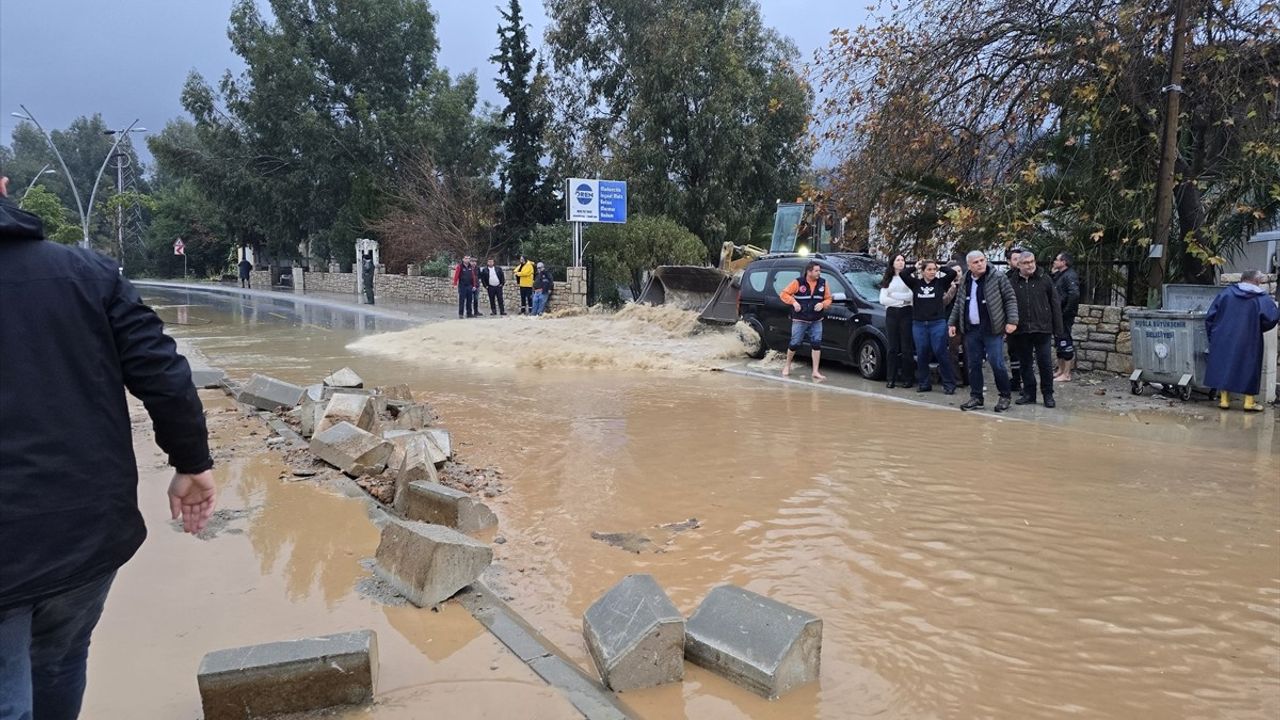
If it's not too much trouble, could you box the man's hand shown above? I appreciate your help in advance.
[792,302,802,313]
[169,470,216,534]
[1005,323,1017,335]
[0,176,9,197]
[948,326,957,338]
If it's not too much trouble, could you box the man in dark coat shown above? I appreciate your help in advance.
[0,176,215,717]
[1051,251,1082,381]
[949,250,1020,412]
[1010,251,1065,408]
[238,256,253,288]
[1205,270,1279,411]
[478,257,506,316]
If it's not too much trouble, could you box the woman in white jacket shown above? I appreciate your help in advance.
[878,254,915,388]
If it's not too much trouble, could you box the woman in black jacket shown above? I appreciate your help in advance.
[900,259,959,393]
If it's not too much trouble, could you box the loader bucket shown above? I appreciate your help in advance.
[697,276,740,325]
[636,266,729,312]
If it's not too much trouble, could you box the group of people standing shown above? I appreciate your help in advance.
[878,248,1081,412]
[451,255,555,318]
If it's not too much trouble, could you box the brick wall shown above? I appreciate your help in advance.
[297,266,588,310]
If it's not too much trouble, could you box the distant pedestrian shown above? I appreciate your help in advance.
[0,176,215,720]
[452,255,479,318]
[949,250,1019,412]
[514,255,535,315]
[531,262,554,316]
[1051,251,1081,382]
[360,251,375,305]
[1005,247,1026,394]
[900,259,958,394]
[1205,270,1279,412]
[238,256,253,288]
[779,260,832,381]
[1010,252,1064,408]
[879,254,915,388]
[479,257,506,316]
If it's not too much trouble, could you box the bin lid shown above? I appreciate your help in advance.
[1162,283,1222,312]
[1128,308,1206,320]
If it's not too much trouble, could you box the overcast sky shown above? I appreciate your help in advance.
[0,0,865,165]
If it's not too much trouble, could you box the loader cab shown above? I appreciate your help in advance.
[769,202,843,255]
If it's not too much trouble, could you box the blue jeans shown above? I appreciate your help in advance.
[0,572,115,720]
[963,329,1011,400]
[532,290,548,316]
[912,319,955,390]
[788,319,823,350]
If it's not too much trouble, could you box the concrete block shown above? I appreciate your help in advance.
[426,428,452,461]
[238,374,305,412]
[299,395,326,439]
[197,629,377,720]
[583,574,684,691]
[396,481,496,533]
[323,366,364,388]
[311,422,393,476]
[398,435,442,484]
[388,400,430,430]
[382,383,414,401]
[373,518,492,607]
[685,585,822,699]
[191,369,226,389]
[317,392,376,435]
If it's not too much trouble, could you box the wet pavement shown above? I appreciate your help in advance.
[96,284,1280,719]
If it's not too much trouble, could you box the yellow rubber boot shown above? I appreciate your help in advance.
[1218,391,1230,409]
[1243,395,1263,412]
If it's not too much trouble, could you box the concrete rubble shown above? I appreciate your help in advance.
[583,574,684,691]
[197,629,378,720]
[373,518,492,607]
[238,373,305,412]
[684,585,822,698]
[426,428,452,461]
[382,383,414,401]
[323,366,364,388]
[310,421,393,476]
[387,400,430,430]
[316,392,377,435]
[395,480,497,533]
[297,386,327,439]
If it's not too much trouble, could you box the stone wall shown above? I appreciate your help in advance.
[1069,304,1136,374]
[296,265,588,311]
[249,270,271,288]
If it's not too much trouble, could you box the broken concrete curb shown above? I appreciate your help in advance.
[310,421,393,476]
[583,574,684,691]
[317,392,377,435]
[396,480,496,533]
[373,518,492,608]
[323,366,364,388]
[238,373,305,412]
[197,629,377,720]
[684,585,822,698]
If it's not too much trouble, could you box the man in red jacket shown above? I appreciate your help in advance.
[452,255,480,318]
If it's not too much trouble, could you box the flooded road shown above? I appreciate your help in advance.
[125,287,1280,719]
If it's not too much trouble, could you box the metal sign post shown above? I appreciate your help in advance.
[173,237,186,279]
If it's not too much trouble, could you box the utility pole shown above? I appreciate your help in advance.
[115,152,126,269]
[1146,0,1190,307]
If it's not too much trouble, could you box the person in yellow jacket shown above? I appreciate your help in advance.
[513,255,535,314]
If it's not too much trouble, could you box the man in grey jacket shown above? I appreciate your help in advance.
[948,250,1020,412]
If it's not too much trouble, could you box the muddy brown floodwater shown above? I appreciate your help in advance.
[98,288,1278,720]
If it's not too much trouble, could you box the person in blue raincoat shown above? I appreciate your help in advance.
[1205,270,1279,411]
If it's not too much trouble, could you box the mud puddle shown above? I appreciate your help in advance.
[139,287,1280,719]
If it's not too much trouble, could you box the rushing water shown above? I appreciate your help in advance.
[127,287,1280,719]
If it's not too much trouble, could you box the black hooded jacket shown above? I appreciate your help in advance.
[0,197,211,609]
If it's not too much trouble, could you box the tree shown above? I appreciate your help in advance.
[544,0,812,258]
[142,180,232,278]
[18,185,81,245]
[814,0,1279,286]
[492,0,554,247]
[583,215,707,300]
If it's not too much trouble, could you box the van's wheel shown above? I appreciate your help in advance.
[740,316,768,359]
[856,337,885,380]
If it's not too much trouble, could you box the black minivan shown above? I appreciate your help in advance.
[737,253,890,379]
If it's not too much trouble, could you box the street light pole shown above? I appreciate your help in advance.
[11,106,87,247]
[86,120,142,253]
[19,165,55,205]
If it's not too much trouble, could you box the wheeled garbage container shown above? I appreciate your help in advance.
[1128,309,1209,400]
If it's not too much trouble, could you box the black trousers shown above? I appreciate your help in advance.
[884,306,916,382]
[519,287,533,314]
[1007,334,1027,389]
[487,286,506,314]
[1015,333,1055,400]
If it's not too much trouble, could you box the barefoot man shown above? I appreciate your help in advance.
[780,260,832,381]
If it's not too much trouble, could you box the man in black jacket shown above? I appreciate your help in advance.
[1010,251,1065,407]
[948,251,1020,412]
[478,257,506,316]
[0,176,215,719]
[1051,251,1082,381]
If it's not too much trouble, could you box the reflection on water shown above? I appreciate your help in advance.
[146,287,1280,720]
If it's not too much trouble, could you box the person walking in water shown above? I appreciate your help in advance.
[949,250,1019,412]
[899,259,959,394]
[479,257,506,316]
[1205,269,1279,411]
[452,255,479,319]
[531,262,554,316]
[779,261,833,381]
[879,254,915,389]
[513,255,535,315]
[238,256,253,288]
[0,175,215,720]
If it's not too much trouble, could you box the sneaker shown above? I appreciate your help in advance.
[1043,396,1056,408]
[994,396,1012,412]
[917,385,932,393]
[960,397,984,411]
[887,380,897,389]
[943,387,956,395]
[1014,395,1036,405]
